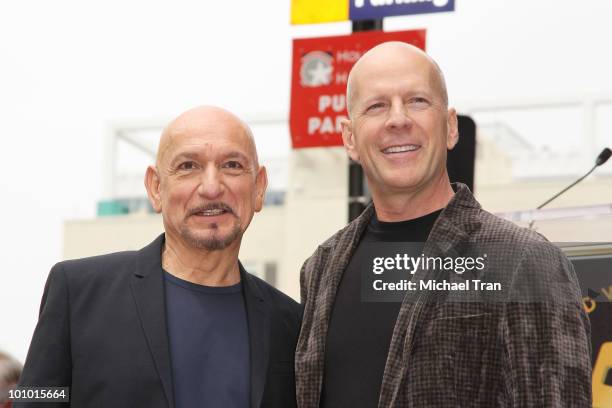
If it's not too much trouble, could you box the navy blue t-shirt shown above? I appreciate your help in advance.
[164,270,250,408]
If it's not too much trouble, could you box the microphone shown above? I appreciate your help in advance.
[529,147,611,229]
[596,147,612,166]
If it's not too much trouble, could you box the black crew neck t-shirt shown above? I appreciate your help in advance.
[321,209,442,408]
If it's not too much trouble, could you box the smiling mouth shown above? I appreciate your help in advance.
[382,144,421,154]
[194,208,229,216]
[190,203,235,218]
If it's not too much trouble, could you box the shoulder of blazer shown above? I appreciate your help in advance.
[438,183,549,247]
[319,204,375,252]
[300,204,374,293]
[55,234,163,289]
[472,208,549,244]
[243,272,302,321]
[57,247,138,284]
[57,249,138,283]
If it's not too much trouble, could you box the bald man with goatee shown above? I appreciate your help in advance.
[296,42,591,407]
[18,106,301,408]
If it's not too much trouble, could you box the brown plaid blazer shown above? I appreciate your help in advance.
[296,183,591,407]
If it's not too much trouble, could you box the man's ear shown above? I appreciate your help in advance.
[254,166,268,212]
[341,118,360,162]
[144,165,163,213]
[446,108,459,150]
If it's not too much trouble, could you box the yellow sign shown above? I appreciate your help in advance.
[290,0,348,24]
[593,342,612,408]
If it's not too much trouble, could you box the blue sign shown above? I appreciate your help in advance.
[349,0,455,21]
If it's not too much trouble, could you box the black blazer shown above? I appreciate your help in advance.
[17,234,302,408]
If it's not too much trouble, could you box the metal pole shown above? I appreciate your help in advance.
[348,19,382,222]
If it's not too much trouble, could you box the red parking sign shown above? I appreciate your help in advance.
[289,29,426,149]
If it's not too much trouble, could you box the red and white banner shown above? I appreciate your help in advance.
[289,29,426,149]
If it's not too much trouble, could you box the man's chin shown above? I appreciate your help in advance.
[180,228,242,251]
[376,176,421,192]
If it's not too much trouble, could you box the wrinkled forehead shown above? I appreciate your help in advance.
[158,120,257,166]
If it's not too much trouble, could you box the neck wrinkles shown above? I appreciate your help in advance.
[161,233,241,287]
[371,174,454,222]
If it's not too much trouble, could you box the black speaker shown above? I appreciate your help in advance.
[447,115,477,191]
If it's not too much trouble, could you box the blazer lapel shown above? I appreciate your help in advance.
[240,265,271,408]
[130,234,175,408]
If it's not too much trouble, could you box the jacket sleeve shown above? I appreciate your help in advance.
[502,243,591,407]
[15,263,72,408]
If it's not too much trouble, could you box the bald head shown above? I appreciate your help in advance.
[346,41,448,117]
[156,105,259,170]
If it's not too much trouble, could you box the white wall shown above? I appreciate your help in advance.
[1,0,612,362]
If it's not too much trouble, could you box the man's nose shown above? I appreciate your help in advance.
[196,165,223,199]
[385,101,412,131]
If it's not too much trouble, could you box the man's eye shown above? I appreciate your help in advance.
[223,161,243,170]
[409,97,430,107]
[366,102,385,112]
[178,161,197,170]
